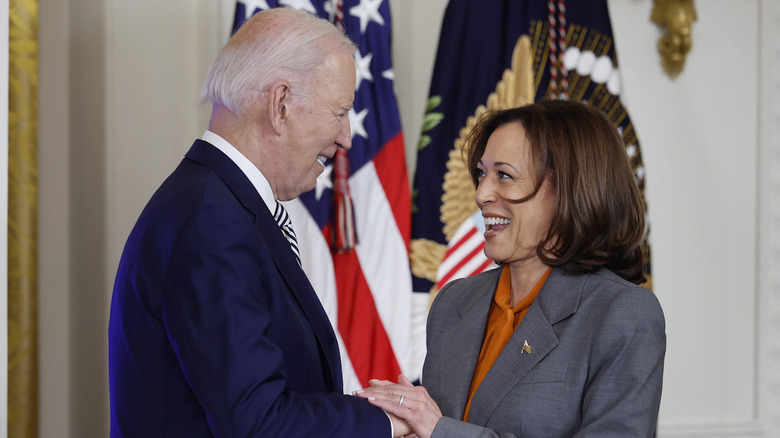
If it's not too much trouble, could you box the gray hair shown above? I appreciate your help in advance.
[201,8,356,115]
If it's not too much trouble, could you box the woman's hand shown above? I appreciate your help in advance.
[354,375,442,438]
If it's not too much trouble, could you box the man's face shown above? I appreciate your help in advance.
[276,51,356,201]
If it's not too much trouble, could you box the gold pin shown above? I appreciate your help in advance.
[522,340,531,354]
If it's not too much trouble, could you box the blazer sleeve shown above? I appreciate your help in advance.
[574,286,666,437]
[160,204,390,437]
[427,274,665,438]
[433,416,517,438]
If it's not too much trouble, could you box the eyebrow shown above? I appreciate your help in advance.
[478,160,521,174]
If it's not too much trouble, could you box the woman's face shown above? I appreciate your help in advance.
[475,122,556,266]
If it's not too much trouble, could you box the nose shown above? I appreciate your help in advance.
[336,115,352,150]
[474,175,497,208]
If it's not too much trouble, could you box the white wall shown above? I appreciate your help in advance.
[609,1,761,431]
[36,0,780,436]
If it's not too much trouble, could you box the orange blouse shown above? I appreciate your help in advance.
[462,265,553,421]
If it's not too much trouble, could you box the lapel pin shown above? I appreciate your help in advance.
[522,340,531,354]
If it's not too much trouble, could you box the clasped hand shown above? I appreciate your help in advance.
[354,374,443,438]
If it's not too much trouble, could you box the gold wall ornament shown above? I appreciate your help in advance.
[409,35,534,294]
[651,0,697,78]
[9,0,40,436]
[442,35,534,243]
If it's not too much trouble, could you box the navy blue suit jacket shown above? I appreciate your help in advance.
[109,140,390,437]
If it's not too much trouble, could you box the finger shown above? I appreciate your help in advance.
[363,392,410,417]
[353,386,403,405]
[369,379,395,387]
[398,374,414,387]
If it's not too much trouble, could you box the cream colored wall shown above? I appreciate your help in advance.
[36,0,780,436]
[610,1,760,430]
[38,0,71,434]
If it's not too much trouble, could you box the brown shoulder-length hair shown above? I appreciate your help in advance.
[464,100,646,284]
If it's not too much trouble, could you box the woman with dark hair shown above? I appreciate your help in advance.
[357,100,665,437]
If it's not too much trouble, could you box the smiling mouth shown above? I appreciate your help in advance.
[484,216,510,232]
[316,155,328,166]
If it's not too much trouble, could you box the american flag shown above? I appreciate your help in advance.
[411,0,651,299]
[232,0,420,391]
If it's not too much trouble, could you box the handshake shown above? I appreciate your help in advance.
[354,375,442,438]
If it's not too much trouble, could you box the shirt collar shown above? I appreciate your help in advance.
[201,130,276,214]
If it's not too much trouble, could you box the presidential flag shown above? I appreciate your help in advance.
[410,0,652,299]
[232,0,417,391]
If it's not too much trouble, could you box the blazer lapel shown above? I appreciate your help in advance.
[467,267,584,426]
[437,268,500,420]
[185,140,343,390]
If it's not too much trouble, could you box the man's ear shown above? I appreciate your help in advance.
[268,81,291,134]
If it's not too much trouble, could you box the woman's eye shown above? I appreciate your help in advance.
[498,171,512,179]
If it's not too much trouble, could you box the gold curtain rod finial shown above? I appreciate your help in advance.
[651,0,697,79]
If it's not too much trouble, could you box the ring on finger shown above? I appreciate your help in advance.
[399,395,405,406]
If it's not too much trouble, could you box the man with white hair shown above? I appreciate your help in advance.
[109,8,409,437]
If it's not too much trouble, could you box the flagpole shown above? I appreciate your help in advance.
[8,0,39,436]
[1,0,10,434]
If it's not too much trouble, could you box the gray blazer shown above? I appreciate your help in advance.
[423,266,665,437]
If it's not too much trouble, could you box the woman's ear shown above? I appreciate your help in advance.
[268,81,291,134]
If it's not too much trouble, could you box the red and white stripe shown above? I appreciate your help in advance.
[436,212,495,292]
[287,133,416,392]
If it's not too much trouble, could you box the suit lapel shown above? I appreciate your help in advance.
[254,199,344,391]
[467,267,584,426]
[185,140,343,390]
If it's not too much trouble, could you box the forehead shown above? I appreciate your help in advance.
[483,122,532,164]
[313,51,356,101]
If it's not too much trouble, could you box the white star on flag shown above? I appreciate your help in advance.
[315,163,333,200]
[349,0,385,33]
[279,0,317,14]
[349,108,369,140]
[242,0,270,19]
[354,51,373,91]
[381,69,395,81]
[323,0,339,22]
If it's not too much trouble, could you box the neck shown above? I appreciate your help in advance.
[507,259,550,306]
[208,104,280,198]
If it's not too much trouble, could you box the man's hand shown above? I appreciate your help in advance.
[388,411,411,437]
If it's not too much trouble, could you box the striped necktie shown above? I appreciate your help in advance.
[273,201,301,267]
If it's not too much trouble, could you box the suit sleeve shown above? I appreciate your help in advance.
[160,204,390,437]
[574,286,666,437]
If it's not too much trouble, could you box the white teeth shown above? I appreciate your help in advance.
[316,155,327,165]
[484,217,510,226]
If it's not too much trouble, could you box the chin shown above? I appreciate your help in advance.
[483,250,504,264]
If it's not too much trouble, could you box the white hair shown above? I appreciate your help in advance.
[201,8,356,115]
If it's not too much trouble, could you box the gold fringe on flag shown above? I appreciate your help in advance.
[8,0,39,436]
